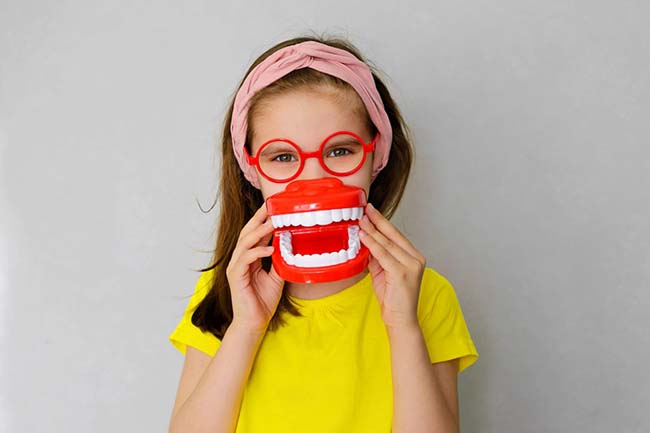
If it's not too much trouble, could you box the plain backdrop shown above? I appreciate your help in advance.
[1,1,649,432]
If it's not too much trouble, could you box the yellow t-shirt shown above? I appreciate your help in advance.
[169,266,479,432]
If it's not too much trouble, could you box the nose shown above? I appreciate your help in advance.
[298,156,329,180]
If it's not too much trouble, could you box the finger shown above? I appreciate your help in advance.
[229,245,275,280]
[238,202,269,241]
[232,219,275,262]
[359,214,417,265]
[358,226,404,274]
[241,245,275,266]
[364,203,426,264]
[240,218,275,250]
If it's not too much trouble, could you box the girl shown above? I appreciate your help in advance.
[168,35,479,433]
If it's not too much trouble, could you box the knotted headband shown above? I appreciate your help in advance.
[230,40,393,189]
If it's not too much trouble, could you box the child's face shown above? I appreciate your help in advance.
[249,87,374,200]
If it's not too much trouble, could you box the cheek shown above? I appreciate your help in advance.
[337,158,373,194]
[258,176,286,200]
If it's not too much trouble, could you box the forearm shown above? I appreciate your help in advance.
[387,325,458,433]
[169,323,265,433]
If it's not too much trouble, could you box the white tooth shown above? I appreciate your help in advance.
[342,207,352,220]
[323,252,333,265]
[305,254,317,267]
[289,213,301,226]
[300,212,316,226]
[271,215,281,228]
[331,208,343,222]
[310,253,322,267]
[351,207,360,220]
[316,252,329,267]
[338,249,348,262]
[315,210,332,226]
[279,215,289,227]
[280,231,292,244]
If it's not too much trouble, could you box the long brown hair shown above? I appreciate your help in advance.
[190,33,415,340]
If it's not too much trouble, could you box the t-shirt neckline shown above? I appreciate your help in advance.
[286,270,372,309]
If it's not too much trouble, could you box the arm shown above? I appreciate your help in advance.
[388,324,460,433]
[168,323,266,433]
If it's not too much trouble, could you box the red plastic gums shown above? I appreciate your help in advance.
[265,177,370,284]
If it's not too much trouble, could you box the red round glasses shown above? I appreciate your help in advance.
[246,130,379,183]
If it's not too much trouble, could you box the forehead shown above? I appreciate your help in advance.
[250,88,369,153]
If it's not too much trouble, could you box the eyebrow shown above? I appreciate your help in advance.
[259,142,296,155]
[326,136,362,144]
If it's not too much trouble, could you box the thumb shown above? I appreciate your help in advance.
[268,262,285,286]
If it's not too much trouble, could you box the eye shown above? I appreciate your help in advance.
[271,153,298,163]
[326,147,352,157]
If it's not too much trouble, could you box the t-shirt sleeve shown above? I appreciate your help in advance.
[416,267,479,374]
[168,269,222,357]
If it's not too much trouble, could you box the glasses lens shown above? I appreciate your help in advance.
[321,133,365,174]
[257,140,301,181]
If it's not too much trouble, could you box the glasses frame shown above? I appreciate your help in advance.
[246,130,379,183]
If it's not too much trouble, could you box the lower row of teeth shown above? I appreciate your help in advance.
[279,225,361,268]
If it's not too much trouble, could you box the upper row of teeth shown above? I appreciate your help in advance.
[271,206,364,228]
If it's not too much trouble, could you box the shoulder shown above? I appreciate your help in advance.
[416,267,480,372]
[418,266,454,302]
[168,267,220,357]
[416,267,460,321]
[187,268,216,309]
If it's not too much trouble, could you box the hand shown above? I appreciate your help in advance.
[358,203,427,331]
[226,202,285,335]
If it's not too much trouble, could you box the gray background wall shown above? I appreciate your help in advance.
[1,1,648,432]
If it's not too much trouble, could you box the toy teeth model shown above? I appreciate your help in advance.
[265,177,370,284]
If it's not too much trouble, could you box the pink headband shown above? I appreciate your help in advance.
[230,40,393,189]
